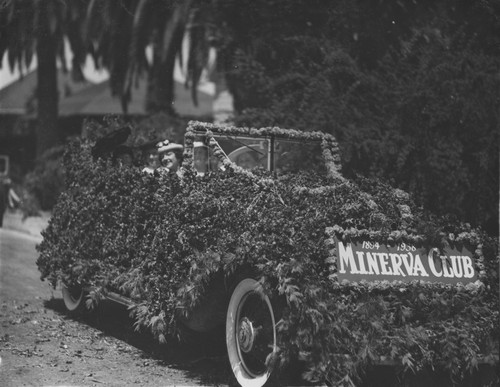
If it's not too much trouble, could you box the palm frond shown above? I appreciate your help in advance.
[64,0,88,81]
[1,0,36,74]
[84,0,108,68]
[160,0,192,64]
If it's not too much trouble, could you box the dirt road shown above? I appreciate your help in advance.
[0,229,231,387]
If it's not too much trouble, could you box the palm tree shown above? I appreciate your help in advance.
[0,0,88,158]
[83,0,137,112]
[85,0,214,114]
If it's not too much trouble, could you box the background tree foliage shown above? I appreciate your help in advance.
[1,0,498,234]
[84,0,199,113]
[215,0,499,235]
[0,0,88,157]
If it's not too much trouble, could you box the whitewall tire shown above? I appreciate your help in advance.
[61,284,86,313]
[226,278,277,387]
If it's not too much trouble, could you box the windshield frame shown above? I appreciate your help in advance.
[181,121,342,179]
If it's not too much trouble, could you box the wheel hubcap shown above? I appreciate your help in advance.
[69,287,81,301]
[238,317,255,353]
[227,279,278,386]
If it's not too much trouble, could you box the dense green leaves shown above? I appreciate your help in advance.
[37,128,499,385]
[225,1,499,236]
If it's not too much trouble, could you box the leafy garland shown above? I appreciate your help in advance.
[184,120,344,182]
[36,124,499,386]
[187,121,491,290]
[323,226,487,290]
[186,120,338,141]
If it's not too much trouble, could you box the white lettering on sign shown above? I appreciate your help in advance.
[338,242,357,274]
[463,256,474,278]
[379,253,392,275]
[366,252,380,275]
[355,251,368,274]
[413,254,429,277]
[389,253,405,276]
[450,256,463,278]
[401,253,412,276]
[336,241,477,284]
[426,248,475,279]
[428,249,442,277]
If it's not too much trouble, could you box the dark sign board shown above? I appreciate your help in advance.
[335,239,477,285]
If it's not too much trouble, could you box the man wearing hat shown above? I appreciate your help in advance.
[141,142,160,174]
[156,140,184,173]
[113,145,135,167]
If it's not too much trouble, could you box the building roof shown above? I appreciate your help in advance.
[0,70,213,118]
[59,77,213,117]
[0,70,92,115]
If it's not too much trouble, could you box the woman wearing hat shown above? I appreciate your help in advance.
[156,140,184,174]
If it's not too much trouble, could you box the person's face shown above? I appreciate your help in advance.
[118,153,133,167]
[147,152,159,168]
[161,151,180,171]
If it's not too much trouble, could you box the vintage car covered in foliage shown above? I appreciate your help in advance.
[37,121,498,386]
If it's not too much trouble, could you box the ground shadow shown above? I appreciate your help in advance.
[44,297,235,386]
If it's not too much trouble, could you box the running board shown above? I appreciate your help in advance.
[81,286,136,308]
[103,291,136,307]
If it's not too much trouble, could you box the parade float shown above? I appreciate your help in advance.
[37,121,499,386]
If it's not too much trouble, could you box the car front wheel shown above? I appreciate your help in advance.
[61,284,86,314]
[226,278,278,387]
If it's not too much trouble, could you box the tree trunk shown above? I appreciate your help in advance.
[146,47,176,114]
[35,3,59,159]
[145,0,192,114]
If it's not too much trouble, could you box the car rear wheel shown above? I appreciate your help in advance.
[226,278,278,387]
[61,284,86,314]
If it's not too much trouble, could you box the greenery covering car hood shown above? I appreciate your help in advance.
[37,122,498,385]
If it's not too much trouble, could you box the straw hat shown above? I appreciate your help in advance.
[156,140,183,154]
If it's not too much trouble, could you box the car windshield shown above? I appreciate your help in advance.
[195,135,326,177]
